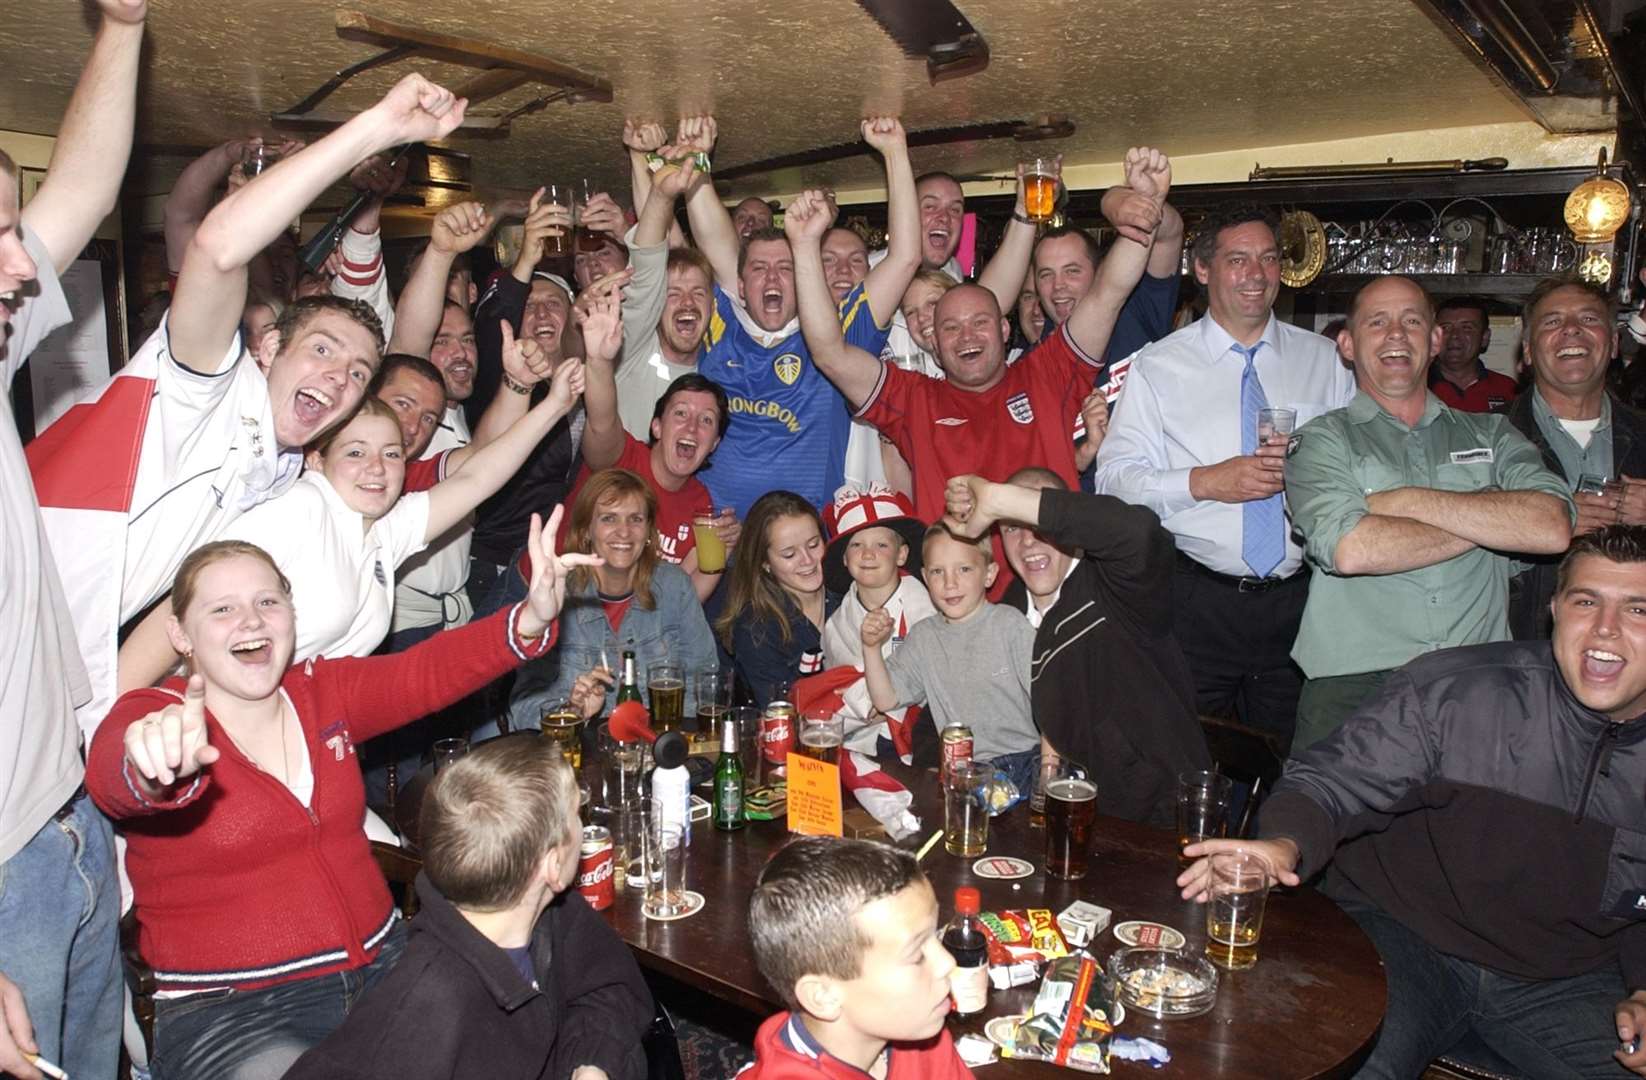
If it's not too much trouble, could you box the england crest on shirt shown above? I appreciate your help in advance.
[1006,392,1034,425]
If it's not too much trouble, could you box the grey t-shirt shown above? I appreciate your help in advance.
[886,601,1040,760]
[0,224,91,863]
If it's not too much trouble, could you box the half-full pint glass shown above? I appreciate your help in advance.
[798,711,843,767]
[540,701,584,769]
[1045,774,1098,879]
[944,761,991,857]
[1204,850,1270,970]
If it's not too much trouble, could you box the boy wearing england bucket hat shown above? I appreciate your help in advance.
[820,486,936,760]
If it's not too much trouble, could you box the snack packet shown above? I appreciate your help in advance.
[979,909,1071,967]
[1008,954,1117,1073]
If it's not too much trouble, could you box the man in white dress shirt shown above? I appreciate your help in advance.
[1093,204,1356,745]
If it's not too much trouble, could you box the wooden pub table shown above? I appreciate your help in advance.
[397,749,1386,1078]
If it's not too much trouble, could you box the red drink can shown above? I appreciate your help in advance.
[761,702,796,768]
[940,723,973,784]
[576,825,615,911]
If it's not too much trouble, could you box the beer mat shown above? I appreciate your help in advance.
[643,891,705,922]
[1112,921,1186,949]
[954,1032,998,1067]
[972,856,1035,880]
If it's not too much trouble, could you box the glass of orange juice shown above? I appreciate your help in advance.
[693,512,727,573]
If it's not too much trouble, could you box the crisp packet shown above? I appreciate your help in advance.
[645,150,712,175]
[1009,954,1117,1073]
[979,909,1071,966]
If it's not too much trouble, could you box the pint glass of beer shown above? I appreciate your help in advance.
[694,669,732,735]
[1176,770,1233,865]
[798,710,844,766]
[540,701,585,769]
[1022,158,1058,224]
[648,662,686,733]
[1204,851,1270,970]
[944,761,991,857]
[542,182,572,257]
[1044,763,1097,879]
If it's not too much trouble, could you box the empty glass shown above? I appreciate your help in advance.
[431,737,468,773]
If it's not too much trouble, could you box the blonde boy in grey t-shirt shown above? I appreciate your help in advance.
[861,525,1042,793]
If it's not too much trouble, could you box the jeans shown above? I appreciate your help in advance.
[1335,893,1630,1079]
[150,920,406,1080]
[0,791,122,1080]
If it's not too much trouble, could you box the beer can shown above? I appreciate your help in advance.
[940,723,974,784]
[761,701,796,767]
[576,825,615,911]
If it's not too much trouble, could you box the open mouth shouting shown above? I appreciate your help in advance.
[672,309,701,340]
[1583,647,1626,682]
[229,637,274,665]
[760,288,785,317]
[293,386,336,428]
[672,435,701,469]
[926,228,950,257]
[0,289,17,323]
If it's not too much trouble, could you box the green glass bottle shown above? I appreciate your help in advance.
[615,650,641,705]
[713,714,746,831]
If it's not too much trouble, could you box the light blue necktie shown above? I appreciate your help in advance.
[1236,342,1283,579]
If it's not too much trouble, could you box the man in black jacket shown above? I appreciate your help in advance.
[944,468,1211,828]
[286,738,652,1080]
[1181,526,1646,1079]
[1508,276,1646,640]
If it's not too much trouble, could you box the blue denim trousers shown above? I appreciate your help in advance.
[0,791,122,1080]
[149,920,406,1080]
[1335,892,1629,1079]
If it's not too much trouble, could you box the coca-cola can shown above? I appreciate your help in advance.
[576,825,615,911]
[940,723,973,784]
[761,701,797,768]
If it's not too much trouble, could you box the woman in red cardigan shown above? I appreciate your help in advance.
[87,509,594,1080]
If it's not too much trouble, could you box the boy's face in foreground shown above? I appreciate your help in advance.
[835,880,955,1045]
[844,526,908,592]
[921,532,995,621]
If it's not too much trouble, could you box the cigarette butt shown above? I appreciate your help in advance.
[916,829,944,862]
[24,1052,68,1080]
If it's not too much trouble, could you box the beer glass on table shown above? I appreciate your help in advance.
[644,817,688,919]
[1176,770,1233,866]
[611,796,655,893]
[1022,157,1058,224]
[541,182,572,257]
[798,710,844,767]
[694,669,732,735]
[431,737,469,773]
[1204,851,1271,970]
[729,705,762,786]
[1044,761,1097,879]
[540,699,584,768]
[598,721,646,808]
[944,760,992,857]
[648,662,686,733]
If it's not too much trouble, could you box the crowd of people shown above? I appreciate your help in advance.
[6,4,1646,1079]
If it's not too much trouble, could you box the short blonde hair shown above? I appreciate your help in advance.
[419,736,580,911]
[920,522,992,565]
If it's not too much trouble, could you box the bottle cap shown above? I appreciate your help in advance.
[653,730,689,770]
[954,886,981,916]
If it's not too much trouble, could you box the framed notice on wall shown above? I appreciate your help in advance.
[9,167,129,443]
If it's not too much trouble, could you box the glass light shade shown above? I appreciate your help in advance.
[1565,175,1632,243]
[1578,247,1614,285]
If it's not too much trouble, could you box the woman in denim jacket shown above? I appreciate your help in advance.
[511,469,717,728]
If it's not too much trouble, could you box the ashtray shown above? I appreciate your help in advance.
[1107,946,1218,1019]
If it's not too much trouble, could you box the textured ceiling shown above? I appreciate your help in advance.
[0,0,1531,211]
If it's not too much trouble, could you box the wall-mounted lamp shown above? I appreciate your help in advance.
[1564,148,1633,285]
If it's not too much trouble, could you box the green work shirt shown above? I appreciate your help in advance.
[1285,390,1573,678]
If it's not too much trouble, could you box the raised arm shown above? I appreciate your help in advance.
[22,0,147,273]
[858,118,919,325]
[624,118,688,250]
[788,190,883,408]
[422,353,585,541]
[388,200,490,356]
[163,139,253,274]
[574,280,629,472]
[1064,148,1166,359]
[330,154,410,335]
[170,74,467,373]
[977,159,1059,315]
[678,116,740,289]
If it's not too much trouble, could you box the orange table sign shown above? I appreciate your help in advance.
[785,753,843,837]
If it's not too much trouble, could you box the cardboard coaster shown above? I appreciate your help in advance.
[643,890,705,922]
[1113,920,1186,949]
[972,855,1035,880]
